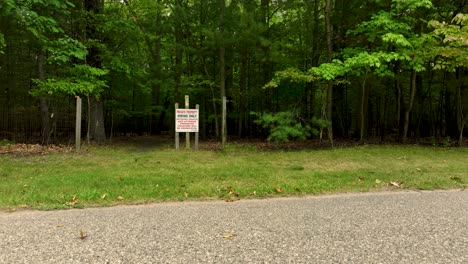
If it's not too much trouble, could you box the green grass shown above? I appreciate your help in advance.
[0,144,467,210]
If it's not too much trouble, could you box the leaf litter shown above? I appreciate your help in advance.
[0,143,73,156]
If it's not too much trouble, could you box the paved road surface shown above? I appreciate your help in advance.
[1,190,467,263]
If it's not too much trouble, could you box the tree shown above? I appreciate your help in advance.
[430,13,468,146]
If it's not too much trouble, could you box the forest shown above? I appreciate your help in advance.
[0,0,467,146]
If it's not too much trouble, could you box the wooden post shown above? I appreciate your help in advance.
[195,104,199,151]
[175,103,179,150]
[75,97,82,152]
[221,96,227,149]
[185,95,190,149]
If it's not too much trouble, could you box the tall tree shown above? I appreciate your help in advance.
[85,0,106,144]
[325,0,334,146]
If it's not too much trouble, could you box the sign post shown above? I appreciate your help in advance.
[195,104,199,151]
[175,95,199,150]
[185,95,190,149]
[221,96,226,150]
[175,103,179,150]
[75,97,82,152]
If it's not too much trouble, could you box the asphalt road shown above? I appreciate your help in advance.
[0,190,467,263]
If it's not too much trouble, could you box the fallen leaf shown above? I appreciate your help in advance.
[252,191,257,196]
[117,196,124,201]
[225,197,238,202]
[375,179,382,184]
[100,193,107,199]
[389,181,400,187]
[65,194,79,206]
[79,230,88,240]
[223,233,237,239]
[184,192,188,198]
[358,176,364,182]
[275,185,283,193]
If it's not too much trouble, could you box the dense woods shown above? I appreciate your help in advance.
[1,0,467,145]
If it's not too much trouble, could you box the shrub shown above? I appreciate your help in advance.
[253,111,328,143]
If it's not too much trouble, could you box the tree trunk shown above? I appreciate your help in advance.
[89,96,106,143]
[152,33,162,134]
[457,68,467,146]
[381,89,390,142]
[360,73,369,142]
[37,50,50,145]
[402,70,417,143]
[85,0,106,144]
[394,65,402,140]
[238,48,248,137]
[325,0,334,146]
[219,0,226,142]
[174,0,183,105]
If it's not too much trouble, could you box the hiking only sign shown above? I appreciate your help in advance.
[175,109,199,132]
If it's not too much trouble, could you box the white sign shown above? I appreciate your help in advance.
[176,109,199,132]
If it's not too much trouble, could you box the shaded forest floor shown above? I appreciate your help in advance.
[111,134,468,151]
[1,135,467,156]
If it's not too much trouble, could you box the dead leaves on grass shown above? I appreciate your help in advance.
[65,194,79,207]
[375,179,404,188]
[0,143,73,156]
[274,185,283,193]
[222,185,240,202]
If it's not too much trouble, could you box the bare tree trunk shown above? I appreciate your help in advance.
[85,0,106,144]
[219,0,226,142]
[89,96,106,144]
[402,70,417,143]
[360,73,369,142]
[325,0,334,146]
[457,68,467,146]
[37,50,50,145]
[174,0,183,105]
[238,48,248,137]
[394,65,402,140]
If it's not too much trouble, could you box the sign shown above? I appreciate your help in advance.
[175,109,199,132]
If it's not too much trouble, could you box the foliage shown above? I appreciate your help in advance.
[429,13,468,70]
[31,65,108,97]
[45,37,88,64]
[264,68,315,88]
[1,0,468,143]
[253,111,327,142]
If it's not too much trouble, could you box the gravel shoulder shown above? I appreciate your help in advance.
[1,190,467,263]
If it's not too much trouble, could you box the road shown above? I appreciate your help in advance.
[0,190,467,263]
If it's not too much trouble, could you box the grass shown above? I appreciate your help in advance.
[0,143,467,210]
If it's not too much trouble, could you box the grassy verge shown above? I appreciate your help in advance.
[0,144,467,210]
